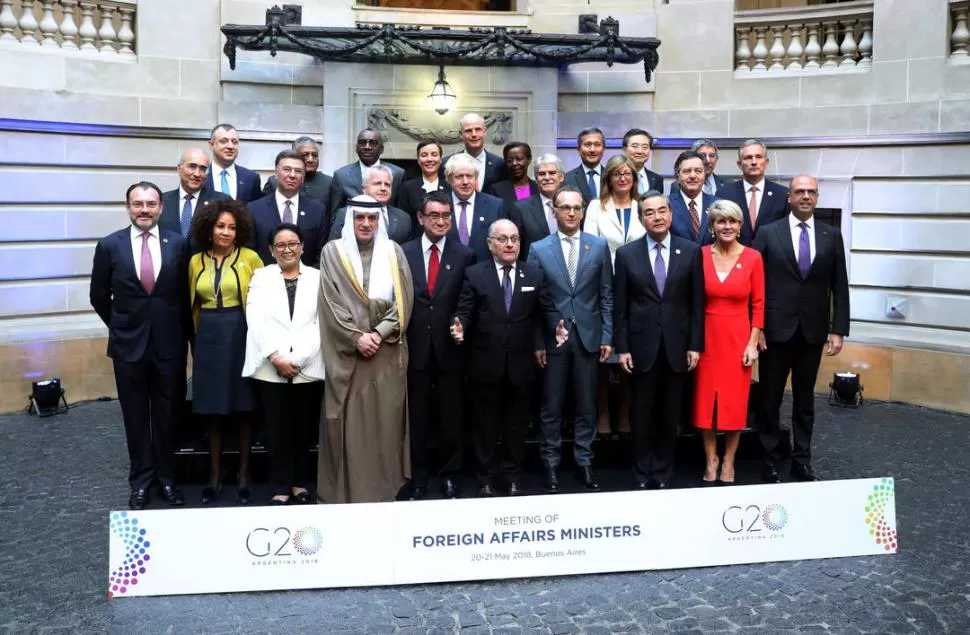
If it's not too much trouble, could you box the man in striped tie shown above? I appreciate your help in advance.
[527,186,614,494]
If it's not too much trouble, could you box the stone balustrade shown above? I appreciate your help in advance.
[0,0,135,57]
[950,0,970,62]
[734,0,873,76]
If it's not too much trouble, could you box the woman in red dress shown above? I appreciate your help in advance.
[693,200,764,484]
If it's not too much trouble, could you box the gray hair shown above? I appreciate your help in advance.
[706,199,743,230]
[459,112,486,131]
[177,147,209,167]
[444,153,480,178]
[738,138,768,160]
[691,139,718,153]
[362,164,393,184]
[291,136,318,150]
[487,218,518,238]
[533,153,564,178]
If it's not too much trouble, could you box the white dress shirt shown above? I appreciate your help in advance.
[275,191,300,223]
[645,232,671,274]
[679,190,703,216]
[541,195,556,233]
[359,159,382,183]
[637,167,652,194]
[421,177,440,194]
[744,178,766,218]
[215,163,237,199]
[129,224,162,282]
[788,212,816,263]
[464,150,486,191]
[493,259,517,287]
[421,234,447,281]
[453,192,477,237]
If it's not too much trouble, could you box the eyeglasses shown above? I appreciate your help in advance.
[489,235,520,245]
[278,166,305,175]
[555,205,584,213]
[792,189,819,197]
[421,212,452,222]
[273,241,302,252]
[129,201,160,210]
[611,171,634,180]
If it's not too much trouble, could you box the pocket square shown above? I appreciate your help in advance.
[522,286,536,292]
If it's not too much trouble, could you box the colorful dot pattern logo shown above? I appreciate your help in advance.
[293,526,323,556]
[864,478,897,552]
[108,511,151,598]
[762,504,789,531]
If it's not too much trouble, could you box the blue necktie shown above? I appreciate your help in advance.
[798,222,811,278]
[220,170,230,195]
[180,194,193,236]
[587,169,597,198]
[654,243,666,295]
[502,265,513,312]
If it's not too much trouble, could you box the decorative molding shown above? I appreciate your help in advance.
[222,8,661,82]
[367,109,513,144]
[557,133,970,150]
[0,118,314,143]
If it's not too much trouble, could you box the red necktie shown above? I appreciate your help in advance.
[748,185,759,228]
[427,243,439,294]
[688,200,700,239]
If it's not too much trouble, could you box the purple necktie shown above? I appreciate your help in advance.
[139,232,155,295]
[502,265,513,312]
[458,201,470,246]
[798,222,811,278]
[654,243,666,295]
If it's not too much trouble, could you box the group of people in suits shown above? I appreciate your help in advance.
[90,114,849,509]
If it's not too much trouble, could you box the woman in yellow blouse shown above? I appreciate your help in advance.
[189,199,264,505]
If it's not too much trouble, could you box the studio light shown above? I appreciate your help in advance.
[829,372,863,408]
[427,65,457,115]
[30,377,69,417]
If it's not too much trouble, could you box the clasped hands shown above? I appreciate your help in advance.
[268,352,301,378]
[356,331,383,358]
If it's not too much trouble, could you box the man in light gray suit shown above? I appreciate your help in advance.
[329,128,405,213]
[328,164,412,243]
[528,185,613,494]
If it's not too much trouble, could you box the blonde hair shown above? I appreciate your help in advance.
[706,199,743,231]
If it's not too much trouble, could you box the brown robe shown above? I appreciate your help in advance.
[317,238,414,503]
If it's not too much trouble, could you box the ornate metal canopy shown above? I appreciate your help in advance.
[222,6,661,82]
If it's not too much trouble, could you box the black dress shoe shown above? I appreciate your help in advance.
[200,484,221,504]
[441,477,459,499]
[291,490,312,505]
[156,485,185,506]
[270,496,289,505]
[653,481,670,490]
[544,468,560,494]
[128,489,149,510]
[237,487,252,505]
[508,482,525,497]
[791,463,820,482]
[477,484,497,498]
[408,486,427,501]
[577,466,601,491]
[762,465,783,484]
[634,480,648,490]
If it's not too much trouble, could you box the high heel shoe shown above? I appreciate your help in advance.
[702,458,720,486]
[201,479,223,504]
[237,472,252,505]
[718,462,736,485]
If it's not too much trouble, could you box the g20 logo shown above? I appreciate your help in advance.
[722,504,789,534]
[246,526,322,557]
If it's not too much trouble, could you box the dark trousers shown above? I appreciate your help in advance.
[758,327,824,468]
[258,380,323,496]
[113,355,182,491]
[539,333,598,468]
[630,350,686,486]
[407,357,464,488]
[473,374,530,484]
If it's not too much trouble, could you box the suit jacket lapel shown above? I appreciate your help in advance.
[634,237,661,300]
[574,234,591,284]
[662,239,681,299]
[808,222,830,277]
[528,199,549,239]
[118,230,141,291]
[779,221,801,277]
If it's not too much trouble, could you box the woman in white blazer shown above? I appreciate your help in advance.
[583,155,647,265]
[582,155,646,439]
[243,223,324,505]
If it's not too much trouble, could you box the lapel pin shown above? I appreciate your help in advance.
[162,238,169,243]
[736,263,742,269]
[445,264,451,270]
[300,211,306,216]
[584,244,590,251]
[479,216,485,222]
[767,191,773,197]
[675,249,681,255]
[203,201,209,206]
[519,271,525,278]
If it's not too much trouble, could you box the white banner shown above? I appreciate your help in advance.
[108,477,898,598]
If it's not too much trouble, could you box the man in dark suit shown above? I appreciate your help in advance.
[614,190,704,489]
[444,153,506,262]
[402,191,475,500]
[262,136,333,210]
[89,181,191,510]
[159,147,229,252]
[563,127,606,208]
[669,151,718,246]
[718,139,789,246]
[451,219,546,497]
[528,186,613,493]
[510,154,565,260]
[329,128,405,212]
[670,139,730,198]
[248,150,329,268]
[328,164,412,243]
[442,112,508,193]
[754,175,850,483]
[622,128,664,195]
[204,123,262,204]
